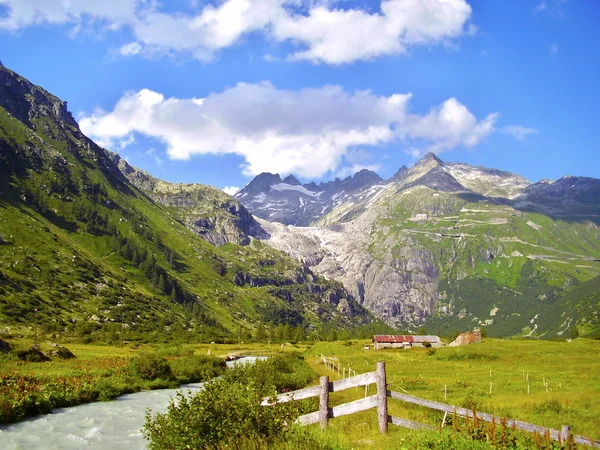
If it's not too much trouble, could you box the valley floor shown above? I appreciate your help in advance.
[1,338,599,448]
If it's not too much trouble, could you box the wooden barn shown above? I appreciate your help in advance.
[373,335,442,350]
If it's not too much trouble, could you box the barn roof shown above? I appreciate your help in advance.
[412,335,441,343]
[373,335,413,343]
[373,335,440,343]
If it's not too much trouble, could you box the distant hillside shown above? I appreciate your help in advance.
[0,64,371,342]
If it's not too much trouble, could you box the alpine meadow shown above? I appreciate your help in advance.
[1,0,599,449]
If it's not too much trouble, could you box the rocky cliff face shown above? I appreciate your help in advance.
[517,176,600,216]
[256,179,440,328]
[108,152,267,246]
[0,66,78,130]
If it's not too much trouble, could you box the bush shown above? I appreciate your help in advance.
[225,353,316,394]
[144,352,316,449]
[14,347,49,362]
[446,353,499,361]
[144,375,301,449]
[129,353,173,380]
[169,355,226,384]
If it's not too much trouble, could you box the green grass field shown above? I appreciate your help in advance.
[300,339,600,448]
[1,338,599,448]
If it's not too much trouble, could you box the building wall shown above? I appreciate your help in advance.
[375,342,408,350]
[449,330,482,347]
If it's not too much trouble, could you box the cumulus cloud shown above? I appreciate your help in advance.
[222,186,240,195]
[502,125,538,141]
[0,0,136,30]
[119,41,142,56]
[404,98,499,155]
[80,82,499,178]
[274,0,473,64]
[0,0,474,64]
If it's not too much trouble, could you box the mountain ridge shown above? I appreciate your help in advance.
[235,152,600,337]
[0,64,371,341]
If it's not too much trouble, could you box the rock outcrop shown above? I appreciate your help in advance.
[108,152,267,246]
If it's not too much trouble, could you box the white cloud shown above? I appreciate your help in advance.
[119,41,142,56]
[0,0,474,64]
[222,186,240,195]
[549,43,559,55]
[0,0,136,30]
[534,1,548,13]
[403,98,499,155]
[117,133,136,149]
[80,83,499,179]
[534,0,567,18]
[502,125,538,141]
[272,0,473,64]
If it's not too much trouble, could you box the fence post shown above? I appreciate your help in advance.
[319,375,329,430]
[561,425,570,443]
[376,361,388,434]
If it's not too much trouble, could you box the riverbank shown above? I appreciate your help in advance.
[0,344,226,424]
[0,340,309,425]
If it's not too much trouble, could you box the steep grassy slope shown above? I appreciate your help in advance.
[108,152,267,247]
[0,65,369,341]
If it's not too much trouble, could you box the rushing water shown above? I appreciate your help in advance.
[0,356,263,450]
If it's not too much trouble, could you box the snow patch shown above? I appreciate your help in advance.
[253,193,266,203]
[271,183,321,197]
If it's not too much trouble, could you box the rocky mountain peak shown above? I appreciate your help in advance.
[344,169,383,190]
[237,172,282,197]
[281,175,301,186]
[391,165,408,181]
[420,152,444,165]
[0,65,78,130]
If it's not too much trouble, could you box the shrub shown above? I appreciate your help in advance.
[14,347,49,362]
[129,353,173,380]
[144,375,301,449]
[0,338,11,353]
[144,352,316,449]
[446,353,499,361]
[169,355,226,384]
[226,353,316,394]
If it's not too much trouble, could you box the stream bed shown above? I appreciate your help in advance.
[0,356,262,449]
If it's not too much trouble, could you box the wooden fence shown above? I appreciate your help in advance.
[263,362,600,448]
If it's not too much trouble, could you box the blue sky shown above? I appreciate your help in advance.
[1,0,598,193]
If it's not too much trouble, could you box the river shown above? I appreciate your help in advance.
[0,356,262,450]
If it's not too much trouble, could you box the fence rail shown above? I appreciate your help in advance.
[263,361,600,448]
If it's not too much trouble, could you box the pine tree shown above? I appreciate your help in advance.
[158,274,166,293]
[254,323,266,342]
[282,324,293,342]
[292,326,306,343]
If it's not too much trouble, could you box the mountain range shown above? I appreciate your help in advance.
[234,153,600,338]
[1,63,598,340]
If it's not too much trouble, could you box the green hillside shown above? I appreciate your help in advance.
[0,65,369,342]
[369,186,600,338]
